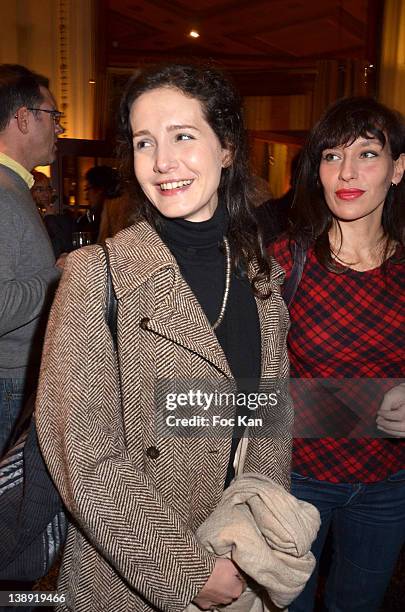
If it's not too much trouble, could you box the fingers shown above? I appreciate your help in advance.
[378,384,405,415]
[376,409,405,436]
[376,421,405,437]
[376,385,405,437]
[378,404,405,419]
[192,558,246,610]
[56,252,68,270]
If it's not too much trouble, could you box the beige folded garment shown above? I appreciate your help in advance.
[185,473,320,611]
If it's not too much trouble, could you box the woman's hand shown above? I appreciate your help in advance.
[192,558,246,610]
[376,383,405,437]
[56,252,68,270]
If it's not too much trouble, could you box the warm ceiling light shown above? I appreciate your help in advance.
[189,30,200,38]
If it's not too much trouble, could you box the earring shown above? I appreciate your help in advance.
[391,182,397,188]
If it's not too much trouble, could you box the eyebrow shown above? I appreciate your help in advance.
[132,129,150,138]
[168,124,200,132]
[132,124,200,138]
[358,138,380,145]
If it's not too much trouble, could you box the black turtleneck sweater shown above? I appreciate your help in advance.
[160,204,261,485]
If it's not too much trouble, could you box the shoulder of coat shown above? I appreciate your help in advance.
[103,222,178,298]
[269,256,286,286]
[247,255,286,296]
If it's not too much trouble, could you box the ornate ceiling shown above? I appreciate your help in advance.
[100,0,381,95]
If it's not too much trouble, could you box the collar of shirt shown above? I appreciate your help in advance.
[0,152,34,188]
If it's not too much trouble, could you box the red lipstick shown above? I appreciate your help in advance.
[335,189,365,200]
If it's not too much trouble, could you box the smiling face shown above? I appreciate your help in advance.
[319,136,405,225]
[130,87,231,222]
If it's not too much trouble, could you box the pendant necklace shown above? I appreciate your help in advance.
[212,237,231,330]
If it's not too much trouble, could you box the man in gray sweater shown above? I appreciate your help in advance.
[0,65,63,455]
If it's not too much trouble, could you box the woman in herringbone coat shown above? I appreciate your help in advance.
[36,64,292,611]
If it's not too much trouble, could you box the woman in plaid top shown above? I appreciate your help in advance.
[272,97,405,611]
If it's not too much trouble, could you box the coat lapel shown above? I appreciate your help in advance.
[107,222,286,381]
[147,273,233,378]
[107,222,233,378]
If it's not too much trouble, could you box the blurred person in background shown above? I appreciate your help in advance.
[256,151,301,246]
[31,170,74,258]
[31,169,56,215]
[76,165,121,243]
[0,64,61,457]
[97,184,134,244]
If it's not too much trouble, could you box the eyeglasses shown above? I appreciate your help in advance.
[27,108,64,124]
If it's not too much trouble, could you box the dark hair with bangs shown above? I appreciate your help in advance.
[0,64,49,132]
[290,96,405,270]
[117,62,271,297]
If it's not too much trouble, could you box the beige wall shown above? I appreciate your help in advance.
[244,94,312,131]
[0,0,95,139]
[0,1,59,87]
[379,0,405,113]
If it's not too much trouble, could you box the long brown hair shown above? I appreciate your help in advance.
[117,63,271,297]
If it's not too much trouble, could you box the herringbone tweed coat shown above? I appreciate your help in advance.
[36,221,291,612]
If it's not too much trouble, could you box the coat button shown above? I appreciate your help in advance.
[140,317,150,330]
[146,446,160,459]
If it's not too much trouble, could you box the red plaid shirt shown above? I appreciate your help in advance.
[272,236,405,483]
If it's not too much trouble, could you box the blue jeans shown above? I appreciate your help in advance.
[289,470,405,612]
[0,378,25,456]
